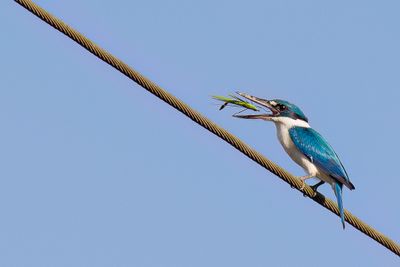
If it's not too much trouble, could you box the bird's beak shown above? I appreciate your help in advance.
[233,92,279,120]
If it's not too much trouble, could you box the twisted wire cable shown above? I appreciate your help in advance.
[14,0,400,257]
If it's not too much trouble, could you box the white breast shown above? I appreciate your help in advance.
[272,117,319,176]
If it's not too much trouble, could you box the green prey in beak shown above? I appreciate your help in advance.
[212,94,259,112]
[232,92,280,120]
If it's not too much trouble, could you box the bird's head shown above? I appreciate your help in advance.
[234,92,308,123]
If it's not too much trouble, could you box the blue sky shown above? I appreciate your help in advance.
[2,1,400,266]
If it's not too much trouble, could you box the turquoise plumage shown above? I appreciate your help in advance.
[289,127,354,190]
[289,127,355,228]
[232,92,356,229]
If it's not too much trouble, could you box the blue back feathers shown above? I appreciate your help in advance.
[273,99,353,229]
[289,127,355,190]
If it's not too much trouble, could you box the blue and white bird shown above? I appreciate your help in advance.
[234,92,355,229]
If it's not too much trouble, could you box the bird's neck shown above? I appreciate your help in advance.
[271,117,311,129]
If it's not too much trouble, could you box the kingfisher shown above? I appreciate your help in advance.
[233,92,355,229]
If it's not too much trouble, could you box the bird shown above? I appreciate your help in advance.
[233,92,355,229]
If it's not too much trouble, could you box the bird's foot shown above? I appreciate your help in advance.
[310,181,325,192]
[301,182,309,197]
[300,180,313,198]
[297,174,314,196]
[300,180,306,191]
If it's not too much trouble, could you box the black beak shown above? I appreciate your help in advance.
[233,92,279,120]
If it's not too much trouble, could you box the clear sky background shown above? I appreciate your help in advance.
[2,1,400,266]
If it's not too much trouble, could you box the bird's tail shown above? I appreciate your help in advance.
[333,183,345,229]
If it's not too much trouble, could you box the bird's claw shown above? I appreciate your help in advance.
[310,181,325,193]
[310,184,318,192]
[299,180,305,190]
[300,180,307,197]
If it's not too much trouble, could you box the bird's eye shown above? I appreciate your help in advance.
[279,104,286,110]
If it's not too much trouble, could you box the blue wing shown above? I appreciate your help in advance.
[289,127,355,190]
